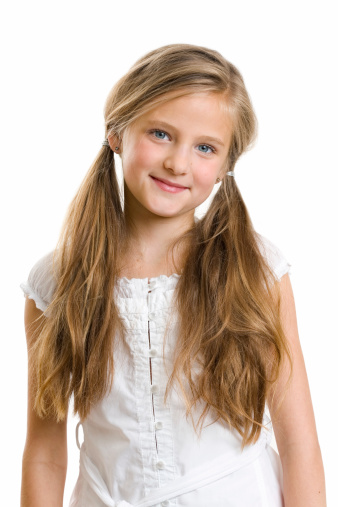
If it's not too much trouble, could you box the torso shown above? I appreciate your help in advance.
[70,275,283,507]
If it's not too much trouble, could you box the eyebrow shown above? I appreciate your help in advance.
[143,119,226,147]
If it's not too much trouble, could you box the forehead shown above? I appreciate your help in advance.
[132,91,233,140]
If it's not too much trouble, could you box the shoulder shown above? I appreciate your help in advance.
[255,233,291,281]
[20,251,57,314]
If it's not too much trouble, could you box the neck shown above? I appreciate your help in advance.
[120,197,194,278]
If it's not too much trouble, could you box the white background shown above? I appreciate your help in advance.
[1,0,337,504]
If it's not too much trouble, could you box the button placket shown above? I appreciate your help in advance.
[147,283,161,460]
[147,283,177,491]
[126,279,177,494]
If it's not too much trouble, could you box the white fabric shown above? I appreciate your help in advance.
[20,234,290,507]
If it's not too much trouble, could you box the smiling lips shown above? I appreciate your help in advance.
[150,176,189,194]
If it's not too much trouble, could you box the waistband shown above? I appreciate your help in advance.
[77,427,271,507]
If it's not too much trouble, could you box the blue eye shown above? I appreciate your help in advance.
[198,144,214,154]
[152,129,169,140]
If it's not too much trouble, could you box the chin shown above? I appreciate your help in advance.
[145,205,185,218]
[151,210,182,218]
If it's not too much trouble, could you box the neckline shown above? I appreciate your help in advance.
[117,272,180,284]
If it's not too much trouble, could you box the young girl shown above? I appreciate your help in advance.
[20,44,325,506]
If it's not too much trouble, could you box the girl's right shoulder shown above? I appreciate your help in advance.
[20,251,57,315]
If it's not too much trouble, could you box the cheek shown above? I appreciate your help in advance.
[193,162,219,190]
[123,139,159,173]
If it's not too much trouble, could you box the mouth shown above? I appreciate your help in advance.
[150,176,189,193]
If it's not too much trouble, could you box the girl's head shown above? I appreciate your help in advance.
[104,44,257,176]
[111,91,234,220]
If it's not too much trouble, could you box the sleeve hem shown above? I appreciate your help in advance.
[274,261,292,281]
[20,282,48,312]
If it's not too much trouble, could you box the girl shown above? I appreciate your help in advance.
[20,44,325,506]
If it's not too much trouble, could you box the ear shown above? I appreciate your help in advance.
[108,134,122,154]
[216,164,227,183]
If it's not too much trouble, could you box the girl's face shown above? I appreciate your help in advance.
[114,92,233,221]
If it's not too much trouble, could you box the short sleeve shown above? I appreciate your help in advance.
[256,234,291,281]
[20,251,57,314]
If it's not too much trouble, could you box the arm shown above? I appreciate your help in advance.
[268,274,326,507]
[21,297,68,507]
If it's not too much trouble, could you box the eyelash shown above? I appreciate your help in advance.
[148,129,216,154]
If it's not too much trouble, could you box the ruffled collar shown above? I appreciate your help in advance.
[116,273,180,298]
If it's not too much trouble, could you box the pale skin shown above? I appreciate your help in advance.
[21,92,326,506]
[21,300,67,507]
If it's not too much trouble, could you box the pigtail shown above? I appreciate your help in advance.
[32,146,126,421]
[170,176,290,446]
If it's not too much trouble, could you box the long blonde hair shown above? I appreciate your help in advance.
[31,44,290,446]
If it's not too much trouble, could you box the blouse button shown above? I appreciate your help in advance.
[156,460,166,470]
[161,502,170,507]
[151,384,159,394]
[148,311,157,321]
[155,421,163,430]
[149,347,158,357]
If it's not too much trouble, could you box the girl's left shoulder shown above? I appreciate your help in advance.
[255,233,291,281]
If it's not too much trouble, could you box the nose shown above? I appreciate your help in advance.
[163,145,191,175]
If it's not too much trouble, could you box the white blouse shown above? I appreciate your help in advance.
[20,235,290,507]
